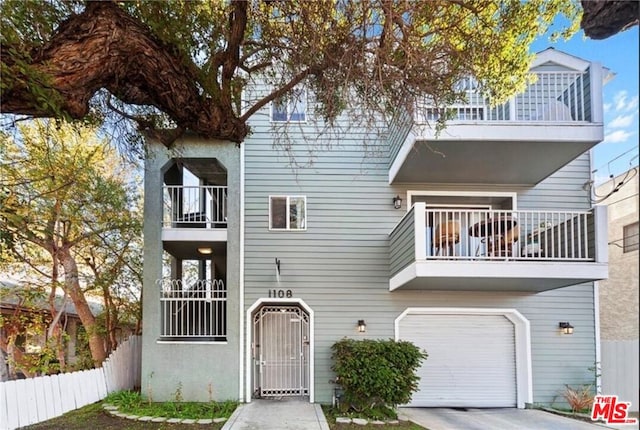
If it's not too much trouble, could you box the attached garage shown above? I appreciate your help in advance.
[396,308,532,409]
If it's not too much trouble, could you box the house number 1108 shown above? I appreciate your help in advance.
[268,289,292,298]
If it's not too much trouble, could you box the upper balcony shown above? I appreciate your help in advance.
[389,203,608,293]
[388,49,611,185]
[162,185,228,243]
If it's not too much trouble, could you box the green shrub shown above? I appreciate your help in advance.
[104,390,237,419]
[331,338,427,413]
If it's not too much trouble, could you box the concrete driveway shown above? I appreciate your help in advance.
[398,407,637,430]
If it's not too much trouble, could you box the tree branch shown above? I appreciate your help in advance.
[1,1,248,143]
[240,69,311,122]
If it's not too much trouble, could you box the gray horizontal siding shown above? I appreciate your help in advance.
[388,109,413,168]
[389,208,417,276]
[243,93,597,407]
[518,152,592,211]
[584,68,593,122]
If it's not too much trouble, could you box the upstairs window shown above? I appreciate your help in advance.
[272,88,307,122]
[269,196,307,230]
[623,221,639,253]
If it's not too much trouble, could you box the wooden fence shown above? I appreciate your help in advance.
[0,335,141,430]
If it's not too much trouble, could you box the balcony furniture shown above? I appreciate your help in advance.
[522,228,547,258]
[469,216,518,257]
[434,220,461,256]
[495,225,520,257]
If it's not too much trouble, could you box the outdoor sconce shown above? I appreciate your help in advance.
[559,322,574,335]
[393,195,402,209]
[357,320,367,333]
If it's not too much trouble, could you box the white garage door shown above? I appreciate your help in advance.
[399,313,516,407]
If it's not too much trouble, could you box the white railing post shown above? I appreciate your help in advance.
[508,96,517,121]
[593,205,608,264]
[414,203,427,260]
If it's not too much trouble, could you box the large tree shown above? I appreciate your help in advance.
[1,0,581,148]
[0,120,142,366]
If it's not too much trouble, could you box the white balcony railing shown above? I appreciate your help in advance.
[415,71,589,124]
[163,185,227,228]
[158,279,227,340]
[423,208,593,261]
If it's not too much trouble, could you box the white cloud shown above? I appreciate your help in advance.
[603,129,634,144]
[608,114,635,128]
[603,102,612,113]
[625,95,639,112]
[612,91,640,112]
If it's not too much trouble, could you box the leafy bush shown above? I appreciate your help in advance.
[331,338,427,413]
[104,390,237,419]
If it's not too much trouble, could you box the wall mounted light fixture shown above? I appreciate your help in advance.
[559,322,574,335]
[393,195,403,209]
[357,320,367,333]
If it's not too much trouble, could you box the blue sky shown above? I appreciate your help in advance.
[531,25,639,184]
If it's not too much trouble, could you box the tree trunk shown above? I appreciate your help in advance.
[58,247,107,366]
[581,0,639,39]
[1,1,248,143]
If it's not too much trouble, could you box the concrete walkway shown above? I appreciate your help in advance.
[399,407,638,430]
[222,398,330,430]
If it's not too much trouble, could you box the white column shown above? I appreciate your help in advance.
[590,62,604,124]
[594,205,608,263]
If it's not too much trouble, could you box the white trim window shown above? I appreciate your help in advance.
[271,88,307,122]
[269,195,307,231]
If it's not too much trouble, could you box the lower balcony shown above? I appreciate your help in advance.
[157,279,227,342]
[389,203,608,292]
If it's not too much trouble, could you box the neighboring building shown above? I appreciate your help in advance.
[597,167,639,411]
[141,48,610,408]
[0,279,84,380]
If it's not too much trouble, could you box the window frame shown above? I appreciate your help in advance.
[270,88,307,123]
[623,221,639,253]
[268,195,307,231]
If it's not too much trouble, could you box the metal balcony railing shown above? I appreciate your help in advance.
[158,279,227,340]
[163,185,227,228]
[415,71,590,124]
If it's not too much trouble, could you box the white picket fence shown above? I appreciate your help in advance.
[0,335,141,430]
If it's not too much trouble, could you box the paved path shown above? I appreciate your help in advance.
[399,407,638,430]
[222,398,330,430]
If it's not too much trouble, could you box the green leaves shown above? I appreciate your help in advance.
[331,338,427,412]
[0,119,142,365]
[1,0,580,147]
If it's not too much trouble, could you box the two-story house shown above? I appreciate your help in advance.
[140,48,609,409]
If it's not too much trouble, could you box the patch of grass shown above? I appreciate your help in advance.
[322,405,426,430]
[21,402,224,429]
[105,390,237,419]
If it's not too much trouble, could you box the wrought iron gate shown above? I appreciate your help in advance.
[252,305,310,397]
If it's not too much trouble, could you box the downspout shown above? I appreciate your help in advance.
[238,138,246,401]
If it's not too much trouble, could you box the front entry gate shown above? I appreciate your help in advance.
[252,305,310,397]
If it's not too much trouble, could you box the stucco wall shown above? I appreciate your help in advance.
[141,137,242,401]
